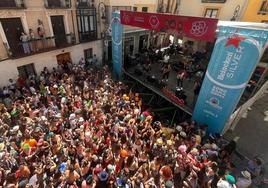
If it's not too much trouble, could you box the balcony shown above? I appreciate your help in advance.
[0,0,26,9]
[5,34,75,59]
[44,0,71,9]
[76,0,94,8]
[201,0,226,3]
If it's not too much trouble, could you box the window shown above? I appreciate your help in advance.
[84,48,93,61]
[142,7,148,12]
[76,8,97,42]
[17,63,36,78]
[133,7,137,11]
[204,8,219,18]
[259,1,268,13]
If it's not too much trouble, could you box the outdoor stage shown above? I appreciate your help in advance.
[123,61,197,115]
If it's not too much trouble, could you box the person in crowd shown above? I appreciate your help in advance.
[236,171,252,188]
[247,157,263,178]
[0,60,247,188]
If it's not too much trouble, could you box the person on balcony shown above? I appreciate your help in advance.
[20,32,30,54]
[29,29,36,52]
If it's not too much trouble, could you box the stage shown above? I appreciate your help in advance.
[123,58,202,115]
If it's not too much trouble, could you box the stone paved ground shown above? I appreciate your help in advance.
[225,92,268,187]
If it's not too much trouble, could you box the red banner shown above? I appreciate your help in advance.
[120,10,218,42]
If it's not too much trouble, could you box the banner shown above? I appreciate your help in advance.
[112,11,123,78]
[192,26,268,134]
[120,10,218,42]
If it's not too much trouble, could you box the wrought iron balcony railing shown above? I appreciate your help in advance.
[5,34,75,59]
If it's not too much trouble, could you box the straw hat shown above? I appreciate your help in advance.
[156,138,163,145]
[180,131,187,138]
[176,125,182,132]
[167,140,173,146]
[241,171,251,179]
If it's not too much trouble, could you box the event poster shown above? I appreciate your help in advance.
[120,10,218,42]
[193,26,268,133]
[112,11,123,78]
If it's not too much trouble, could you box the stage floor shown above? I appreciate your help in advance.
[124,62,198,115]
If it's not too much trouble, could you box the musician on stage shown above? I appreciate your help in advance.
[161,63,171,81]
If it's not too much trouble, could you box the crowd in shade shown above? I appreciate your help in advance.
[0,61,263,188]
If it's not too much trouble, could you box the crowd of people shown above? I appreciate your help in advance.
[0,61,263,188]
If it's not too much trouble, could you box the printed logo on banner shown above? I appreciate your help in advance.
[190,21,208,36]
[112,17,122,46]
[205,35,261,89]
[123,13,131,24]
[149,15,160,29]
[120,10,218,42]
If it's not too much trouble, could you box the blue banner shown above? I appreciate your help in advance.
[112,11,123,78]
[193,26,268,134]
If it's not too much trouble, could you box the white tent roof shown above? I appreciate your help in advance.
[218,21,268,31]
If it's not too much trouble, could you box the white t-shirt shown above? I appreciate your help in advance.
[217,179,236,188]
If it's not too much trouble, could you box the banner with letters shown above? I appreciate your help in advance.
[193,26,268,133]
[112,11,123,78]
[120,10,218,42]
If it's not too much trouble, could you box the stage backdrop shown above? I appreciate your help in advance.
[193,26,268,134]
[112,11,123,78]
[120,10,218,42]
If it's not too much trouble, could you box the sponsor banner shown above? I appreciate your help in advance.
[112,11,123,78]
[120,10,218,42]
[193,26,268,133]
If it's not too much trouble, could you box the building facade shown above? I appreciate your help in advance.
[241,0,268,23]
[0,0,102,86]
[177,0,247,21]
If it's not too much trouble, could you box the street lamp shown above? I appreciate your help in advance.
[98,2,106,21]
[231,5,240,21]
[98,2,107,64]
